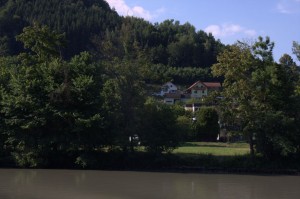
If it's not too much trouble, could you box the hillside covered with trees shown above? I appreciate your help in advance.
[0,0,224,69]
[0,0,120,58]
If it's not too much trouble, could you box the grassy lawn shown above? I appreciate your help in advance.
[173,142,250,156]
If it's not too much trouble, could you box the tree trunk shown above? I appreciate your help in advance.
[249,132,255,157]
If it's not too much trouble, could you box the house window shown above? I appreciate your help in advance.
[193,90,197,94]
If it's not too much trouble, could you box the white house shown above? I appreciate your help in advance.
[158,82,178,96]
[186,81,221,99]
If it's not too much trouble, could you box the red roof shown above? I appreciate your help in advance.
[186,81,202,90]
[203,82,221,88]
[186,81,221,90]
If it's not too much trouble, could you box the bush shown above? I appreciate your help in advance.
[140,99,182,153]
[176,115,194,141]
[194,107,220,141]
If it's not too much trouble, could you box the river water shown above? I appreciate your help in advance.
[0,169,299,199]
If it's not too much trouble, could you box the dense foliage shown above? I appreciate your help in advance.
[146,64,213,85]
[0,25,187,167]
[97,17,224,68]
[194,107,220,141]
[0,0,120,57]
[0,25,107,166]
[212,37,300,158]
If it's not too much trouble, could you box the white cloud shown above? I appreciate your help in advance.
[105,0,164,20]
[276,0,300,14]
[204,24,257,38]
[131,6,152,20]
[244,30,257,37]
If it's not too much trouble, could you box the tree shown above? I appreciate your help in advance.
[253,50,299,157]
[194,107,219,141]
[140,98,182,153]
[0,36,10,56]
[212,43,258,156]
[16,24,66,60]
[0,25,105,167]
[252,36,274,63]
[101,59,147,152]
[212,37,300,158]
[254,61,298,157]
[291,42,300,96]
[279,54,297,67]
[176,115,194,141]
[292,41,300,61]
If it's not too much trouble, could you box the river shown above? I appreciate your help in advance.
[0,169,299,199]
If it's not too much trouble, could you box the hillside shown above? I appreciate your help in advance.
[0,0,224,68]
[0,0,121,57]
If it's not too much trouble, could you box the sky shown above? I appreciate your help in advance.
[105,0,300,64]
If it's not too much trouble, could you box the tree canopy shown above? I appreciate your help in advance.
[212,38,300,158]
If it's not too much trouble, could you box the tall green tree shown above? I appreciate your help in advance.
[0,25,105,167]
[212,43,258,156]
[16,24,66,60]
[140,98,182,153]
[291,42,300,95]
[101,59,146,152]
[292,41,300,61]
[213,37,300,158]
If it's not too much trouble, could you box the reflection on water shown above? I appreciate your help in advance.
[0,169,300,199]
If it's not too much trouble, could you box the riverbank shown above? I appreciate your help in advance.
[1,142,299,175]
[1,151,300,175]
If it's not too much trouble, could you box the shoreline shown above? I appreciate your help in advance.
[87,166,300,176]
[1,165,299,176]
[1,152,300,176]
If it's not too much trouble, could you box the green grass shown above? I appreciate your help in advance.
[173,142,250,156]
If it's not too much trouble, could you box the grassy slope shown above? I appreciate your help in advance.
[173,142,249,156]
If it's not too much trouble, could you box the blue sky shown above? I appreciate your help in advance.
[106,0,300,63]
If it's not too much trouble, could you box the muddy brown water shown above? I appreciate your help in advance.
[0,169,300,199]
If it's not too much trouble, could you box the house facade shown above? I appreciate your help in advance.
[159,81,221,105]
[159,82,177,96]
[186,81,221,99]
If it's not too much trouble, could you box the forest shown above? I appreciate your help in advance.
[0,0,299,169]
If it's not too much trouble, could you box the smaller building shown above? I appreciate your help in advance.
[163,92,191,105]
[184,103,201,112]
[164,92,182,105]
[158,82,178,97]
